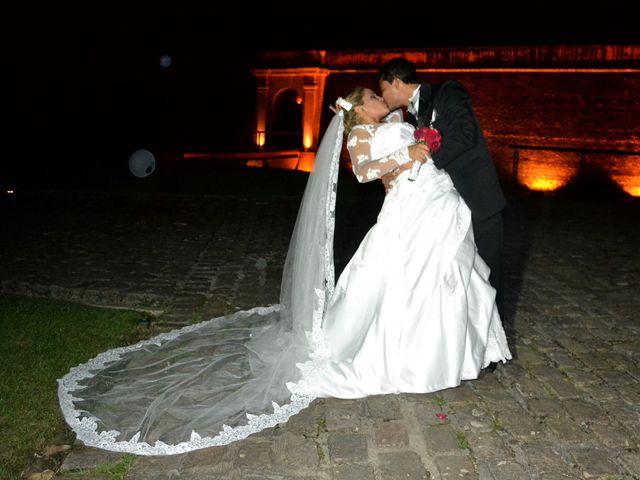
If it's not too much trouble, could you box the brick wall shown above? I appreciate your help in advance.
[322,71,640,194]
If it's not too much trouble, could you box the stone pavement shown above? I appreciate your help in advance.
[1,168,639,479]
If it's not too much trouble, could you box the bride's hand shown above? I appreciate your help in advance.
[408,143,431,163]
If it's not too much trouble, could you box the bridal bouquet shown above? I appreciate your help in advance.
[414,126,442,152]
[409,126,442,181]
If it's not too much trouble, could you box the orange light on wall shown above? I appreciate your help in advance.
[246,159,266,168]
[298,152,315,172]
[527,177,566,191]
[611,156,640,197]
[516,151,640,197]
[612,177,640,197]
[303,133,313,151]
[517,151,577,192]
[255,131,266,148]
[624,186,640,197]
[295,95,303,105]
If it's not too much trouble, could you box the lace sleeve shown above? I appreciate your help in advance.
[347,126,411,183]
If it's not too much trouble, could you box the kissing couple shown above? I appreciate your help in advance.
[58,57,511,455]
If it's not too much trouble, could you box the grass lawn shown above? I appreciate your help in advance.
[0,294,155,479]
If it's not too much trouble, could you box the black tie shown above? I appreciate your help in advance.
[407,112,418,128]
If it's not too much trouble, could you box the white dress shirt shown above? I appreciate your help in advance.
[407,85,421,116]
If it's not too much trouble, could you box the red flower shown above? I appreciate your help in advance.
[414,127,442,152]
[435,412,448,422]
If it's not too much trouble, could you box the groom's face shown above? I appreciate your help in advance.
[379,79,406,111]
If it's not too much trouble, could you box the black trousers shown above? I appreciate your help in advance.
[472,212,504,324]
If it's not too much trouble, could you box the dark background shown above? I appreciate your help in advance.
[4,2,639,187]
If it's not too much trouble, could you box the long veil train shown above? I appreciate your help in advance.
[58,113,345,455]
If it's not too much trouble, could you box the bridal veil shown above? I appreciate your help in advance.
[58,112,345,454]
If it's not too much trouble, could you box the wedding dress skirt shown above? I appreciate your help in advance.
[296,164,510,399]
[58,114,510,456]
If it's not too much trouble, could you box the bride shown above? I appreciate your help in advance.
[58,87,511,455]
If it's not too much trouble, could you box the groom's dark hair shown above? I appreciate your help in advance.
[377,57,419,84]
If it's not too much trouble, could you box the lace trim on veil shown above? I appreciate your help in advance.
[58,306,316,455]
[58,114,345,455]
[307,110,342,357]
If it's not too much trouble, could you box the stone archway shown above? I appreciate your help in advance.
[269,88,303,149]
[251,67,330,153]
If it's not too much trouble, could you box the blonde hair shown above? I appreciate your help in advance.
[341,86,367,136]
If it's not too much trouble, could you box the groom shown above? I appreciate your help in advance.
[378,57,507,326]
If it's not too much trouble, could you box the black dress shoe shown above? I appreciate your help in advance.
[484,362,498,373]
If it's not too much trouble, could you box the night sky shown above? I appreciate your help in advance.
[4,2,638,184]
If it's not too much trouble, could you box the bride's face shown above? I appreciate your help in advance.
[357,88,390,122]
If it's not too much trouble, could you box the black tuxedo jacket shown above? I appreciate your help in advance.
[408,81,507,223]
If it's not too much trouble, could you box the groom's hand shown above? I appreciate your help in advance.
[381,163,413,193]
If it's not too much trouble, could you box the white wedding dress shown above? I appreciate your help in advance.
[58,111,511,456]
[296,116,511,399]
